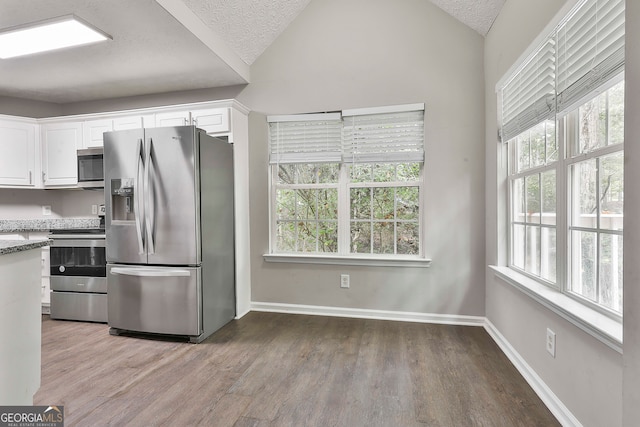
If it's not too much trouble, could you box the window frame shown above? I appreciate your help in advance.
[506,77,624,321]
[266,104,429,264]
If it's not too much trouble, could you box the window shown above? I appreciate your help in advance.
[268,104,425,258]
[500,0,624,316]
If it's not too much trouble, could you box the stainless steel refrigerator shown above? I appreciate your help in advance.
[103,125,235,343]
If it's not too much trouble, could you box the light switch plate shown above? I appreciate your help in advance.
[42,205,51,216]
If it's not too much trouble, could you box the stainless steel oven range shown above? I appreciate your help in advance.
[49,228,107,323]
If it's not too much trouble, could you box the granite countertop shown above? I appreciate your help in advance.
[0,218,101,233]
[0,239,52,256]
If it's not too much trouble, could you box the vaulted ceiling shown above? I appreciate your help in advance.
[0,0,504,104]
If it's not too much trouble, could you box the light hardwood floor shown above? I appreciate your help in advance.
[35,312,559,426]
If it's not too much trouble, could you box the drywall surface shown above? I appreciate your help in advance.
[0,189,104,219]
[240,0,486,316]
[0,96,61,118]
[484,0,623,425]
[623,2,640,425]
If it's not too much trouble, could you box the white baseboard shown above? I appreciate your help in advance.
[484,319,582,427]
[250,301,485,326]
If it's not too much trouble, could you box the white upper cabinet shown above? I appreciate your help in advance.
[41,122,81,187]
[82,119,113,148]
[0,119,37,187]
[192,108,230,134]
[113,114,154,131]
[155,111,191,128]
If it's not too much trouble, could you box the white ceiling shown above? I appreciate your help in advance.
[0,0,503,104]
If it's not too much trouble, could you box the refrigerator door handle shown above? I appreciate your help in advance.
[144,138,155,254]
[135,138,145,255]
[110,267,191,277]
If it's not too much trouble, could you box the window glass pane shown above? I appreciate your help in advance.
[608,81,625,146]
[396,187,419,220]
[318,221,338,253]
[525,174,540,223]
[530,122,546,167]
[599,233,623,313]
[373,188,394,220]
[296,189,317,220]
[298,221,317,252]
[512,224,525,269]
[600,152,624,231]
[276,221,296,252]
[571,230,597,302]
[351,164,373,182]
[546,121,558,163]
[397,163,421,181]
[374,164,396,182]
[297,164,317,184]
[350,222,371,253]
[541,227,556,283]
[276,189,296,219]
[518,132,531,172]
[397,223,419,255]
[541,171,556,225]
[318,164,339,184]
[317,189,338,220]
[277,164,296,184]
[525,226,540,276]
[579,91,607,153]
[350,188,371,220]
[513,178,524,223]
[372,222,394,254]
[572,159,597,228]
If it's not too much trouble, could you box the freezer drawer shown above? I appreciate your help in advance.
[50,292,107,323]
[107,264,201,336]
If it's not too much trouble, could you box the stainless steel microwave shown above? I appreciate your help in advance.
[77,147,104,188]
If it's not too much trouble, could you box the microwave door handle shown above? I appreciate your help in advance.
[144,138,155,254]
[135,138,145,254]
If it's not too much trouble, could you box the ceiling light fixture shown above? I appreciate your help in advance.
[0,15,111,59]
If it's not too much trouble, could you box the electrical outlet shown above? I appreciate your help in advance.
[91,205,98,215]
[42,205,51,216]
[340,274,350,288]
[546,328,556,358]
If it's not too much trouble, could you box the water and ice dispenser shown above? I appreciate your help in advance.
[110,178,135,221]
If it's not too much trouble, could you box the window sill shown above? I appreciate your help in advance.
[263,253,432,268]
[489,265,622,353]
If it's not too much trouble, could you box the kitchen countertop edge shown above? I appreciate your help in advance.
[0,218,101,233]
[0,239,52,256]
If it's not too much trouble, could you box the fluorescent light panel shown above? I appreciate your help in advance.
[0,15,110,59]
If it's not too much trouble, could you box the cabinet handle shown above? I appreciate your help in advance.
[42,171,46,182]
[29,171,32,184]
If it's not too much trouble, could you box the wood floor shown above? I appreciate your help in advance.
[35,312,559,427]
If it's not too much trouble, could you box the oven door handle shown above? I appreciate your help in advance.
[110,267,191,277]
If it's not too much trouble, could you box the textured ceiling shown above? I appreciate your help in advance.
[182,0,313,65]
[429,0,505,36]
[0,0,503,104]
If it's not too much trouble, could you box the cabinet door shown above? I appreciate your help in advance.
[0,120,36,186]
[113,114,154,130]
[41,122,82,186]
[192,108,230,134]
[82,119,113,148]
[155,111,191,128]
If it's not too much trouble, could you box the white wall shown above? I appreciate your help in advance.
[0,96,61,118]
[237,0,486,316]
[484,1,623,426]
[623,1,640,425]
[0,188,104,219]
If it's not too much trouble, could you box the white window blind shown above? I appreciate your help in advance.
[501,37,556,142]
[268,113,342,164]
[556,0,625,112]
[342,105,425,163]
